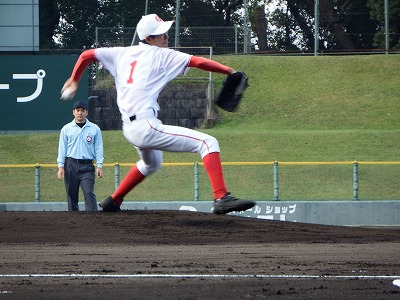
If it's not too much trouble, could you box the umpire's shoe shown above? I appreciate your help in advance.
[213,193,256,215]
[99,196,121,212]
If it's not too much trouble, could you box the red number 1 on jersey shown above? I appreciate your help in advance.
[127,61,137,83]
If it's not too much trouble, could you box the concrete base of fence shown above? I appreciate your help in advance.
[1,200,399,227]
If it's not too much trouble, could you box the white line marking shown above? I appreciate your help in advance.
[0,274,399,279]
[394,279,400,287]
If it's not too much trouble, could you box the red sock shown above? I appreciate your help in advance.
[112,165,145,204]
[203,152,227,200]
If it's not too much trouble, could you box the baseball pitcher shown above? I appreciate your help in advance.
[61,14,255,214]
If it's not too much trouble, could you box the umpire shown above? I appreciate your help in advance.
[57,100,104,211]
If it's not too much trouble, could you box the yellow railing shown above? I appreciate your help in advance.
[0,162,399,202]
[1,161,400,168]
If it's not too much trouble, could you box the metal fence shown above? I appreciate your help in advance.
[94,0,400,56]
[95,25,400,56]
[0,162,399,202]
[96,26,242,55]
[39,5,400,57]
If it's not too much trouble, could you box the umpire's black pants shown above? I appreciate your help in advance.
[64,158,98,211]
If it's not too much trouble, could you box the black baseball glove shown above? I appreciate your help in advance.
[215,71,248,112]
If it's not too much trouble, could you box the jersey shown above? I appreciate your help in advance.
[57,119,104,168]
[94,43,191,122]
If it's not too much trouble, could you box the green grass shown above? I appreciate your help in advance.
[0,54,399,202]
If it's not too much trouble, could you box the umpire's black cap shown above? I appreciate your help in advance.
[72,100,88,110]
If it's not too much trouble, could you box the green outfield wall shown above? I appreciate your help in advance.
[0,55,88,130]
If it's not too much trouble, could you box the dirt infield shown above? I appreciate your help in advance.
[0,210,399,299]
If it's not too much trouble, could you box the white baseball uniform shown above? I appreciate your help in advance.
[95,44,220,176]
[65,14,256,211]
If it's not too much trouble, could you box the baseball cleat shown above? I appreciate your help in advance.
[213,193,256,215]
[99,196,121,212]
